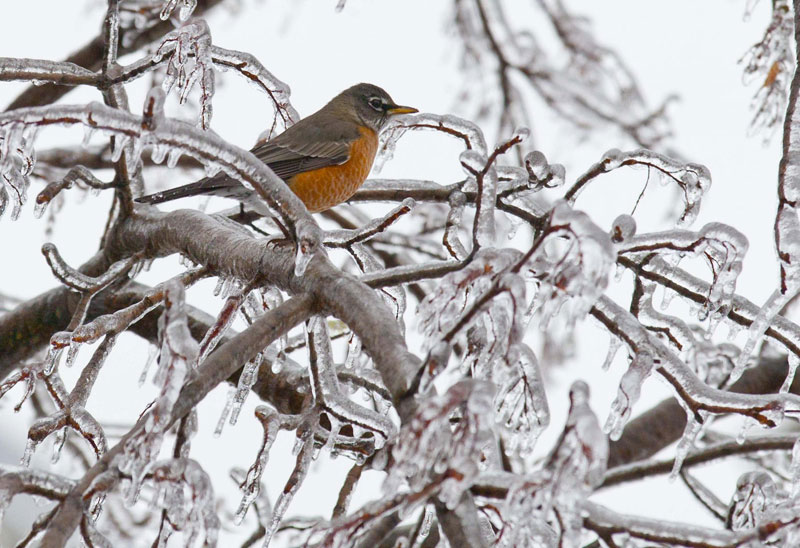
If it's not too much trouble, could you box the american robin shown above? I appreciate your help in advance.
[136,83,417,213]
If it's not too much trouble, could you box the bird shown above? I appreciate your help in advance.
[136,83,418,213]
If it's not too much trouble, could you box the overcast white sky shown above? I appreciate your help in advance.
[0,1,789,545]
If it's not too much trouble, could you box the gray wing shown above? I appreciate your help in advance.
[251,134,350,181]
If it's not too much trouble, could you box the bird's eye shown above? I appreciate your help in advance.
[368,97,383,111]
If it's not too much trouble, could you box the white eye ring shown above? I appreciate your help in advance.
[368,97,383,110]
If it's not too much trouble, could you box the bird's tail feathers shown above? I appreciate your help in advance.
[135,176,240,205]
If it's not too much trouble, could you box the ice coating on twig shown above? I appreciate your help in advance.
[235,406,280,525]
[494,343,549,454]
[306,317,396,451]
[546,381,608,492]
[119,280,198,504]
[154,19,215,129]
[0,123,37,220]
[263,419,315,547]
[444,190,469,260]
[150,458,220,546]
[211,46,298,137]
[740,0,794,136]
[377,113,487,173]
[604,349,654,440]
[386,380,495,510]
[197,289,246,367]
[727,471,777,531]
[324,198,415,247]
[0,466,74,524]
[523,150,565,190]
[528,201,615,328]
[160,0,197,21]
[418,248,520,351]
[502,381,607,547]
[618,222,748,332]
[349,243,407,323]
[733,288,792,383]
[35,165,113,219]
[567,149,711,227]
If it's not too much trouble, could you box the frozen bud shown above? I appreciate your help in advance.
[601,149,623,166]
[525,150,549,181]
[512,126,531,142]
[459,149,486,175]
[569,380,590,407]
[611,214,636,242]
[142,87,167,131]
[727,471,776,530]
[548,163,566,187]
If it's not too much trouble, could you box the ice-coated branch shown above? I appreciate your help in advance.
[325,198,415,248]
[603,434,797,488]
[741,0,794,136]
[4,0,225,110]
[38,295,313,546]
[607,355,795,468]
[210,45,299,135]
[775,1,800,294]
[103,206,419,408]
[455,0,672,149]
[565,148,711,226]
[619,254,800,359]
[592,295,800,474]
[583,500,750,547]
[40,243,135,362]
[0,58,97,87]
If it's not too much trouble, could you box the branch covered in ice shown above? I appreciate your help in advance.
[566,148,711,226]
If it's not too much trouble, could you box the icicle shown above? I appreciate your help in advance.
[344,334,362,371]
[20,438,36,467]
[782,353,800,393]
[670,417,702,480]
[230,351,268,426]
[138,344,159,386]
[64,342,80,368]
[110,135,129,163]
[734,289,791,383]
[263,427,315,547]
[444,190,468,260]
[791,437,800,499]
[81,126,95,148]
[214,387,235,437]
[294,244,314,277]
[605,350,654,440]
[602,337,622,371]
[213,277,226,297]
[150,143,168,164]
[235,405,280,524]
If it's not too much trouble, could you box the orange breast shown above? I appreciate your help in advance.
[287,127,378,213]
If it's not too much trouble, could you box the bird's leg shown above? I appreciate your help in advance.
[264,215,295,250]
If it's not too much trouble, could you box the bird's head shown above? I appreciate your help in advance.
[336,83,418,131]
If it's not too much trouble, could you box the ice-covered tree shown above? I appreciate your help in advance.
[3,1,800,546]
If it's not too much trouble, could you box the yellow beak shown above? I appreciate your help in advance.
[387,105,419,115]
